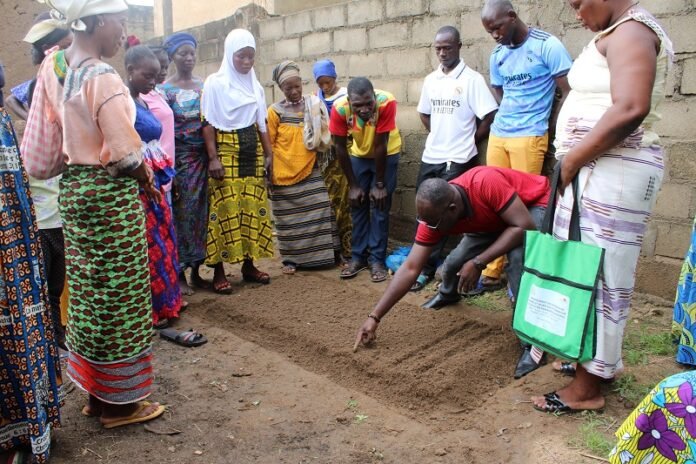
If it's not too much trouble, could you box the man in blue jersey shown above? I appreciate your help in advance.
[476,0,572,296]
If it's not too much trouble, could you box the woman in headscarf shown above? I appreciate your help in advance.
[125,45,183,330]
[313,59,351,264]
[530,1,673,414]
[160,32,209,295]
[0,60,61,464]
[267,60,339,274]
[5,11,73,121]
[22,0,165,429]
[7,13,74,351]
[201,28,273,293]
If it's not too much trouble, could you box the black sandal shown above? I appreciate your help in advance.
[340,260,367,279]
[556,362,576,376]
[159,328,208,347]
[370,263,388,283]
[534,392,575,414]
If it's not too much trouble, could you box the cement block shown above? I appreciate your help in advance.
[386,0,427,18]
[395,188,417,217]
[681,58,696,95]
[396,107,426,134]
[654,183,693,219]
[462,43,493,75]
[666,16,696,53]
[460,11,491,43]
[199,42,219,62]
[665,63,677,97]
[369,22,408,49]
[347,0,383,25]
[412,15,450,46]
[302,32,331,56]
[397,160,421,189]
[653,99,696,139]
[335,28,368,53]
[313,4,346,30]
[561,27,594,59]
[635,256,681,300]
[641,222,658,257]
[285,11,313,36]
[430,0,478,15]
[667,142,696,182]
[655,221,692,259]
[372,79,407,103]
[385,49,431,77]
[259,17,284,41]
[407,79,424,104]
[640,0,688,15]
[347,52,386,77]
[275,38,301,61]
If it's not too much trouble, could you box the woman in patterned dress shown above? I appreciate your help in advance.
[530,0,673,413]
[161,32,209,295]
[23,0,165,429]
[0,59,61,464]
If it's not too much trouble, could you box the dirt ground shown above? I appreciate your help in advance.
[49,257,679,464]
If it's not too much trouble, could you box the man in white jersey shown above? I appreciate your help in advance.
[412,25,498,293]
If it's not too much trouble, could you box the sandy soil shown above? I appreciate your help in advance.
[49,258,678,464]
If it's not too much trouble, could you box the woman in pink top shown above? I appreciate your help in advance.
[141,46,175,202]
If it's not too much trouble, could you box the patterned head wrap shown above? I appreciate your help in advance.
[28,0,128,38]
[163,32,197,58]
[272,60,301,87]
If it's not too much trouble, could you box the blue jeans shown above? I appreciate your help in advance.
[349,154,400,265]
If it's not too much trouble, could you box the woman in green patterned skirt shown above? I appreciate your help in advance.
[23,0,165,429]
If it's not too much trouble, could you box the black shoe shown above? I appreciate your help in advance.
[514,346,547,379]
[421,293,460,310]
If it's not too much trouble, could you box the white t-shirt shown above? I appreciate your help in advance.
[417,60,498,164]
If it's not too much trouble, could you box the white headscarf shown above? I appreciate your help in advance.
[201,29,267,132]
[28,0,128,39]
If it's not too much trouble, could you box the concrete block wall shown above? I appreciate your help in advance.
[162,0,696,299]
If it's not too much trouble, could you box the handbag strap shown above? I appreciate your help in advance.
[541,161,582,241]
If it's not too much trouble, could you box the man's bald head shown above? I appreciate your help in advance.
[481,0,516,21]
[416,178,452,209]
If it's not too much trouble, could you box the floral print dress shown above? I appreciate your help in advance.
[611,371,696,463]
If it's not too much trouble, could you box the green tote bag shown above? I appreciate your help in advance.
[512,163,605,363]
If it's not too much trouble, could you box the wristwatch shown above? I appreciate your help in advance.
[375,181,385,189]
[472,257,487,271]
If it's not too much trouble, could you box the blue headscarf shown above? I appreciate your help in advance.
[312,59,337,81]
[163,32,197,58]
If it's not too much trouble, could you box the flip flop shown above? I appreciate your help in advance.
[159,328,208,347]
[370,263,388,283]
[533,391,604,415]
[554,361,577,376]
[410,273,431,292]
[213,279,233,294]
[153,318,169,330]
[81,405,101,417]
[340,260,367,279]
[100,401,166,429]
[242,269,271,284]
[282,263,297,275]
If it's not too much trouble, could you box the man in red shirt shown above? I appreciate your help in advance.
[353,166,550,378]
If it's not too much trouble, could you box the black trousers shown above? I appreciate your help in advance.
[415,157,480,276]
[39,228,66,342]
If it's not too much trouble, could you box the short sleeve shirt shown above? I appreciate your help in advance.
[414,167,550,246]
[418,61,498,164]
[329,89,402,157]
[489,28,572,137]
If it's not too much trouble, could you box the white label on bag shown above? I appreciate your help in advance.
[524,284,570,337]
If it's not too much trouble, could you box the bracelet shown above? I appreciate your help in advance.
[368,314,381,323]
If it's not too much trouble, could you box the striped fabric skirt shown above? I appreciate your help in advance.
[60,166,154,404]
[551,146,664,379]
[206,126,274,265]
[0,109,61,462]
[271,168,340,268]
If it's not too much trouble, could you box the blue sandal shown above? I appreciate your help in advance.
[410,273,431,292]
